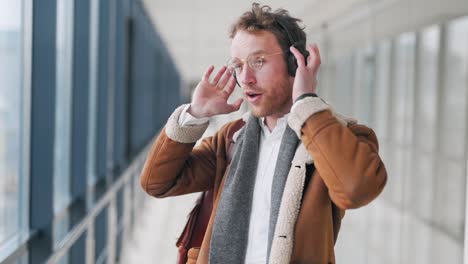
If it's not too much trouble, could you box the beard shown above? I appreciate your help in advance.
[247,77,293,118]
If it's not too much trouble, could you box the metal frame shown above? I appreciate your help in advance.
[465,126,468,264]
[29,0,58,262]
[86,0,100,188]
[69,1,92,263]
[112,0,130,174]
[95,0,110,187]
[45,145,148,264]
[463,16,468,264]
[106,0,116,184]
[21,0,33,244]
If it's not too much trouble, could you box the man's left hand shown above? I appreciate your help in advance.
[290,44,321,102]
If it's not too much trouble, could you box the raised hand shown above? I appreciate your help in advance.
[289,44,321,102]
[188,65,243,118]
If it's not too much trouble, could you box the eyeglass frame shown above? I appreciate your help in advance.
[226,51,284,76]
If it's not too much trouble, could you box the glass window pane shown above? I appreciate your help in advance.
[430,16,468,263]
[415,26,440,152]
[391,33,415,145]
[353,47,375,126]
[54,0,74,212]
[440,17,468,159]
[374,40,391,142]
[0,0,24,245]
[323,62,337,103]
[333,54,354,115]
[434,158,466,242]
[409,153,435,221]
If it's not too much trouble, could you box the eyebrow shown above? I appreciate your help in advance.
[250,50,267,55]
[231,50,268,60]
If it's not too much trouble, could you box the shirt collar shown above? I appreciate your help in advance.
[259,113,289,135]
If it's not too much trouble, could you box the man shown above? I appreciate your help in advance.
[141,3,387,264]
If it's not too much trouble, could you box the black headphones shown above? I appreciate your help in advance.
[233,18,309,86]
[276,19,309,77]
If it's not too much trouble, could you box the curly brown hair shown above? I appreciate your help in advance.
[229,3,307,55]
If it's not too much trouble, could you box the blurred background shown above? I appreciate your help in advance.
[1,0,468,263]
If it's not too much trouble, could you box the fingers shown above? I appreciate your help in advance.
[306,44,321,73]
[289,46,306,68]
[216,68,232,88]
[203,65,215,81]
[202,65,234,91]
[233,98,244,109]
[224,74,237,96]
[211,66,227,85]
[228,98,243,112]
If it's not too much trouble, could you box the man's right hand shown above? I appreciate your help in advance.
[188,65,243,118]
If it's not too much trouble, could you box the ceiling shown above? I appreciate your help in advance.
[142,0,367,84]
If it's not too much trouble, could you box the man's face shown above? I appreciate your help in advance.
[230,30,293,118]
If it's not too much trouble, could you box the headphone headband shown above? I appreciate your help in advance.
[275,18,309,76]
[275,19,300,48]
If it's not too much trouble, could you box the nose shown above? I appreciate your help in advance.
[238,65,256,86]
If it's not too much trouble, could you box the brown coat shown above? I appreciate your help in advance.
[141,99,387,264]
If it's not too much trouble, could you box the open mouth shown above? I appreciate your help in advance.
[245,92,262,100]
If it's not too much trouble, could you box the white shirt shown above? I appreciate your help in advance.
[244,115,288,264]
[179,105,288,264]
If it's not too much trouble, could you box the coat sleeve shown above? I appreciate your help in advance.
[288,97,387,209]
[140,105,219,198]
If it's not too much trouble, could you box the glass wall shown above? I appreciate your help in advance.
[352,46,375,126]
[373,40,391,144]
[0,0,28,249]
[405,25,440,263]
[0,0,182,262]
[331,16,468,264]
[432,16,468,263]
[332,54,355,115]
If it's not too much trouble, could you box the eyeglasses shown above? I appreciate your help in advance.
[226,51,283,76]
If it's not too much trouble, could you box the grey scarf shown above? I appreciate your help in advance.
[209,114,299,263]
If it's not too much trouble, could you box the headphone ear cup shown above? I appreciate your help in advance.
[302,49,310,64]
[287,48,310,76]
